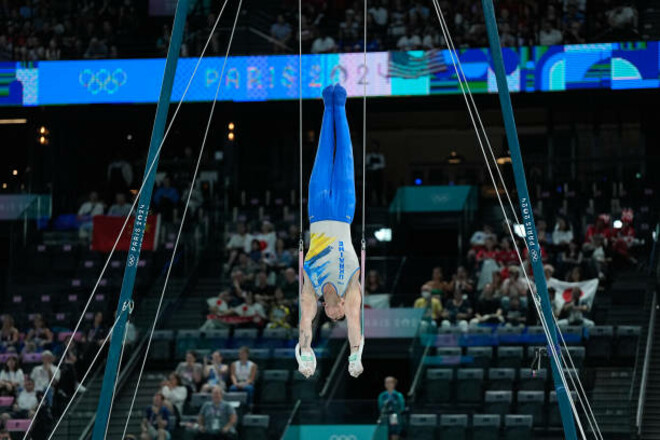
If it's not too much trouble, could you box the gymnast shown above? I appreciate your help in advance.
[296,84,364,379]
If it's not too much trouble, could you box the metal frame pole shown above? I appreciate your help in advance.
[91,0,189,437]
[481,1,578,438]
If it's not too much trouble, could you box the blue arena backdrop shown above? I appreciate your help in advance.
[0,40,658,106]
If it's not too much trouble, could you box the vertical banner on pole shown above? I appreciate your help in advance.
[91,0,189,437]
[480,1,578,439]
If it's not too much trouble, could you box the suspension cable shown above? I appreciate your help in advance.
[22,8,229,439]
[47,303,131,439]
[298,0,304,323]
[430,1,592,438]
[360,0,368,335]
[120,1,244,436]
[430,1,603,435]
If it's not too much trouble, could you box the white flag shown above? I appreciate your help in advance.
[547,277,599,310]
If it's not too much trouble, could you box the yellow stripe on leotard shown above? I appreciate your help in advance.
[306,232,336,260]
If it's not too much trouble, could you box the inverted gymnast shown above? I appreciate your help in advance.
[296,84,364,379]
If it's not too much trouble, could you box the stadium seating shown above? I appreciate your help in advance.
[440,414,468,440]
[483,391,513,417]
[466,346,493,368]
[241,414,269,440]
[516,391,545,426]
[487,368,516,392]
[472,414,501,440]
[585,326,614,360]
[259,370,289,404]
[456,369,484,403]
[504,415,533,440]
[408,414,437,440]
[425,368,453,403]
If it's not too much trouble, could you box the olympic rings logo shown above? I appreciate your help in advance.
[79,68,127,95]
[329,436,358,440]
[127,254,136,267]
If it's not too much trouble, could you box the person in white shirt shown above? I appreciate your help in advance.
[552,217,574,247]
[539,20,563,46]
[234,292,267,326]
[311,30,336,54]
[226,222,252,268]
[30,350,60,405]
[369,0,388,27]
[229,347,257,405]
[77,191,105,240]
[0,378,37,423]
[160,373,187,415]
[0,355,24,395]
[254,221,277,255]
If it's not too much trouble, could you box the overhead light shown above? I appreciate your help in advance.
[228,122,235,130]
[12,170,17,176]
[39,126,49,134]
[613,220,623,229]
[127,134,133,140]
[374,228,392,242]
[0,119,27,125]
[414,178,422,185]
[228,132,235,141]
[39,136,47,145]
[496,156,512,165]
[2,183,6,189]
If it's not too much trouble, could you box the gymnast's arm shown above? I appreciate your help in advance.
[345,275,363,354]
[298,273,318,352]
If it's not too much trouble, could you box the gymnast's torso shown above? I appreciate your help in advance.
[303,220,360,298]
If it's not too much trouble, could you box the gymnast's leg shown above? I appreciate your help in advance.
[331,84,357,224]
[308,85,336,222]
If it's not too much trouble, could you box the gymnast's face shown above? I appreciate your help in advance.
[323,288,345,320]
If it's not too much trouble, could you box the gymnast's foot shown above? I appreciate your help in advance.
[295,343,317,378]
[333,83,347,106]
[322,84,334,107]
[348,337,364,378]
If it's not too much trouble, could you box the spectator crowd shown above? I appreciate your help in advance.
[0,0,642,61]
[413,211,640,332]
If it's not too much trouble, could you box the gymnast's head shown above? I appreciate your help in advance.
[322,284,345,321]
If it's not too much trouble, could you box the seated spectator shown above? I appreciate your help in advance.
[248,239,263,264]
[26,314,53,350]
[397,27,422,51]
[539,20,563,45]
[107,193,132,217]
[153,176,180,222]
[558,287,594,328]
[497,238,518,266]
[413,285,443,323]
[78,311,107,373]
[279,268,299,302]
[365,270,384,294]
[229,347,257,405]
[225,222,252,268]
[0,355,24,396]
[612,209,638,264]
[253,271,275,303]
[339,10,360,43]
[589,235,609,280]
[233,292,267,328]
[201,291,234,330]
[234,254,258,281]
[175,351,203,393]
[311,29,336,54]
[202,351,229,392]
[30,350,59,404]
[0,315,20,352]
[491,271,505,297]
[54,350,80,412]
[377,376,405,440]
[422,27,444,50]
[389,0,407,39]
[270,15,291,53]
[423,267,450,298]
[268,238,293,269]
[84,37,108,59]
[267,289,292,329]
[255,221,276,256]
[503,295,527,327]
[449,266,474,301]
[471,283,503,325]
[0,378,37,423]
[141,392,171,440]
[77,191,105,240]
[196,386,237,440]
[552,217,574,248]
[501,266,527,300]
[369,0,389,30]
[160,373,187,416]
[441,290,473,331]
[584,214,612,244]
[536,219,552,246]
[470,224,497,248]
